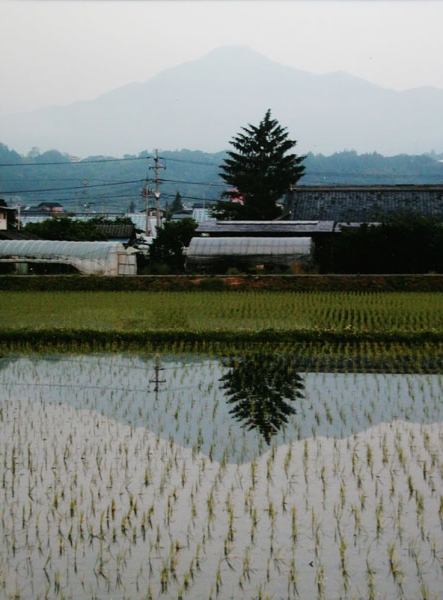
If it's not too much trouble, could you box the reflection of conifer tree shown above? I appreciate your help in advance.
[220,353,304,444]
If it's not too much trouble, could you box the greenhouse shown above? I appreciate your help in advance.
[0,240,137,275]
[185,236,313,272]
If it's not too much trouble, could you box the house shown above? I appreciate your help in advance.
[281,184,443,273]
[94,221,137,246]
[0,199,37,241]
[187,185,443,273]
[284,185,443,222]
[170,203,216,224]
[0,200,14,231]
[23,202,64,216]
[170,209,193,221]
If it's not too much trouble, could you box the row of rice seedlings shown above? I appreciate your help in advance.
[4,290,443,335]
[1,350,443,597]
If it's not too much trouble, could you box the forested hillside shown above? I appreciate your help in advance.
[1,142,443,214]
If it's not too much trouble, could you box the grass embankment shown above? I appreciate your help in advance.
[3,274,443,292]
[2,290,443,365]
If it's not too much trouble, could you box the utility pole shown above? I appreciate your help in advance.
[149,149,166,230]
[142,176,152,236]
[82,178,88,214]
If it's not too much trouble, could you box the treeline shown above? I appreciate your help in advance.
[303,151,443,185]
[1,143,443,214]
[0,144,224,213]
[318,213,443,274]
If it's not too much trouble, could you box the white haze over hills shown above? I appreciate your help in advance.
[1,46,443,158]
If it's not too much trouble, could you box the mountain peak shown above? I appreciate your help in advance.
[203,45,267,60]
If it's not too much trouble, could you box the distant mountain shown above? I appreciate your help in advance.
[2,45,443,157]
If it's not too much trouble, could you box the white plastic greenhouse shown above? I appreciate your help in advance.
[0,240,137,275]
[185,236,314,272]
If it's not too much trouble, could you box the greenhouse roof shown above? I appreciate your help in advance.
[0,240,125,261]
[186,236,312,258]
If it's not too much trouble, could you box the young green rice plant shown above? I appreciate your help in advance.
[316,561,325,600]
[366,557,376,600]
[291,505,297,542]
[388,542,404,589]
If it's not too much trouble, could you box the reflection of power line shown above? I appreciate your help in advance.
[0,381,198,394]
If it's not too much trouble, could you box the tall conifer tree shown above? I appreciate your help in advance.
[216,109,305,220]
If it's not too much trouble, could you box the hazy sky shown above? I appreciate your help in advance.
[1,0,443,118]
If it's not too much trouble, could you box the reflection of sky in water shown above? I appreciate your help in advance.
[1,353,443,463]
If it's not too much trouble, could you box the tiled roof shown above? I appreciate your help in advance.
[0,229,39,241]
[95,222,135,240]
[285,185,443,222]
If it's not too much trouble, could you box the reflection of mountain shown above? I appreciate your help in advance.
[2,353,443,463]
[220,354,304,444]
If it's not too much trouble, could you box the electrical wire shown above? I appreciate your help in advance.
[0,179,145,195]
[159,155,222,167]
[0,156,148,167]
[160,177,225,187]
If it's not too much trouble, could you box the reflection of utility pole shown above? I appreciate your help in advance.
[149,150,165,230]
[150,354,166,401]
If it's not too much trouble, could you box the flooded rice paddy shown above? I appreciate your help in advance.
[1,352,443,599]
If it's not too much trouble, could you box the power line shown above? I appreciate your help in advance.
[0,156,148,168]
[161,177,225,187]
[161,156,222,167]
[0,178,145,195]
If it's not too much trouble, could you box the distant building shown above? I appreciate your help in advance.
[170,209,193,222]
[0,200,13,231]
[0,200,35,240]
[170,203,216,224]
[225,188,244,204]
[23,202,64,216]
[94,221,137,246]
